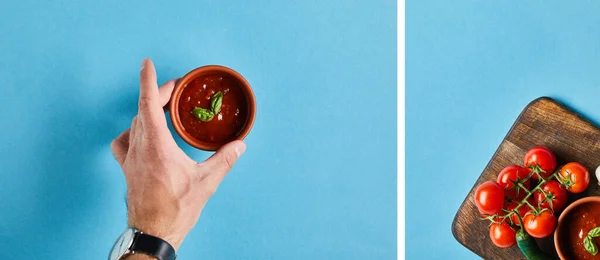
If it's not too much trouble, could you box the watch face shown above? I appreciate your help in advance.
[109,228,135,260]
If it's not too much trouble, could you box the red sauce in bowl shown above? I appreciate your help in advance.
[177,73,249,145]
[558,203,600,259]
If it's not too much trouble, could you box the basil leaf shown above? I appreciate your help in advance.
[211,91,223,114]
[590,227,600,238]
[585,236,598,255]
[192,107,214,122]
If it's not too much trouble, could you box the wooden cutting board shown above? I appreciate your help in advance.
[452,97,600,260]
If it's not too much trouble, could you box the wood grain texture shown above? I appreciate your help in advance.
[452,97,600,260]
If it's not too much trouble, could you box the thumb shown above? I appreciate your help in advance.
[203,141,246,181]
[110,129,130,166]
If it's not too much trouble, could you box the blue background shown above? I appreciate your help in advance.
[407,1,600,259]
[0,1,396,259]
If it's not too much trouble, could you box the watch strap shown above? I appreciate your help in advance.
[130,232,176,260]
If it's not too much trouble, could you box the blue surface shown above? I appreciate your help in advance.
[407,1,600,259]
[0,1,396,259]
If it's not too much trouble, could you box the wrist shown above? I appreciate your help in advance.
[129,223,185,250]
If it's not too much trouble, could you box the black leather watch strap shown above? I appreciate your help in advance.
[130,232,176,260]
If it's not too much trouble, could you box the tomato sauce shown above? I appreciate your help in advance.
[559,203,600,259]
[178,73,248,144]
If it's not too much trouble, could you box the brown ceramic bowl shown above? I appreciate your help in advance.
[169,65,256,151]
[555,196,600,260]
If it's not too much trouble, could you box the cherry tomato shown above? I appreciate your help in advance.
[489,222,517,248]
[497,165,530,201]
[524,146,556,180]
[505,201,528,226]
[523,210,556,238]
[474,181,505,215]
[558,162,590,194]
[534,180,567,212]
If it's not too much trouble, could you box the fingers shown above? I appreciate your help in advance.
[129,116,140,150]
[158,79,176,108]
[138,58,163,124]
[202,141,246,182]
[110,129,131,166]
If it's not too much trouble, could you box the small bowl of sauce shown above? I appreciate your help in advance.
[169,65,256,151]
[556,196,600,260]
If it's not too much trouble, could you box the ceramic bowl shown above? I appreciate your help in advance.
[169,65,256,151]
[555,196,600,260]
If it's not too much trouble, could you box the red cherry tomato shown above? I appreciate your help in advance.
[558,162,590,193]
[489,222,517,248]
[523,210,556,238]
[474,181,505,215]
[534,180,567,212]
[497,165,530,201]
[524,146,556,180]
[505,201,528,226]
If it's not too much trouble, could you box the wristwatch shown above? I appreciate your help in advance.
[109,227,177,260]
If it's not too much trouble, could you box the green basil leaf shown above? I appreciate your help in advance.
[585,236,598,255]
[589,227,600,238]
[192,107,214,122]
[211,91,223,114]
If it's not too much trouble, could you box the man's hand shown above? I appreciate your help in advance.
[110,58,246,250]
